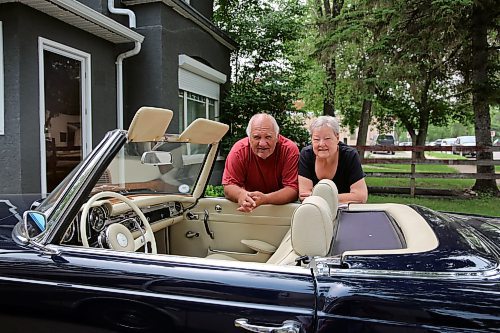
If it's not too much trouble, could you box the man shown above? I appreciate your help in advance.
[222,114,299,212]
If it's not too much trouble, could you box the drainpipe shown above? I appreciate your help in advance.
[108,0,141,129]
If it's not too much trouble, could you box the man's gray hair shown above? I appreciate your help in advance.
[246,113,280,137]
[309,116,340,136]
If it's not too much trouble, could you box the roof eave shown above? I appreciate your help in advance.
[0,0,144,44]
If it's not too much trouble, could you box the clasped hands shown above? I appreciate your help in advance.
[237,191,268,212]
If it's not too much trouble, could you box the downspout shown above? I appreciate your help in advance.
[108,0,141,129]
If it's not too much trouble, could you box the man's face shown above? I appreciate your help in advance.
[249,118,278,160]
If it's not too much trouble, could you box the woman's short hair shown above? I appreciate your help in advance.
[246,113,280,137]
[309,116,340,136]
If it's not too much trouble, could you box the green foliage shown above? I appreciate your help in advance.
[214,0,311,153]
[205,185,224,197]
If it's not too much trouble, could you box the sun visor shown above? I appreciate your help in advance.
[178,118,229,144]
[127,107,173,142]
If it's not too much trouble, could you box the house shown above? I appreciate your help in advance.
[0,0,236,195]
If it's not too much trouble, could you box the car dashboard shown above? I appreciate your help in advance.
[61,199,184,246]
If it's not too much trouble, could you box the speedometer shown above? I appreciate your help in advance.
[88,206,107,232]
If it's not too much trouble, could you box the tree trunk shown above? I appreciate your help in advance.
[356,98,372,159]
[470,1,499,195]
[323,57,336,116]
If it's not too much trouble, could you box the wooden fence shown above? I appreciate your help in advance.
[356,145,500,197]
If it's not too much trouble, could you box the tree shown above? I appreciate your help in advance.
[309,0,346,116]
[214,0,310,153]
[468,0,499,194]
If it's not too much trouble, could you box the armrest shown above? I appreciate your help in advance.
[241,239,277,254]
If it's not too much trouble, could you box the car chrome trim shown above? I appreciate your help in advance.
[235,318,301,333]
[0,275,313,315]
[47,244,311,275]
[313,258,500,280]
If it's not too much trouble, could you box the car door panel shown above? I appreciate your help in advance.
[0,249,316,333]
[169,198,299,259]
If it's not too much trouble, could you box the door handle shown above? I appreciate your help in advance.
[234,318,300,333]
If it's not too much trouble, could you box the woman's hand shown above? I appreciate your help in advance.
[299,191,312,202]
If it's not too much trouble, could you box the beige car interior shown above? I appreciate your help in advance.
[71,107,440,267]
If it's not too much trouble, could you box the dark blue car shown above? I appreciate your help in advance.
[1,107,499,332]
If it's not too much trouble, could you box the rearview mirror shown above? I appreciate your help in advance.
[141,151,173,166]
[23,210,47,239]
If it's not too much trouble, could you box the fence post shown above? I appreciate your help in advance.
[410,150,416,197]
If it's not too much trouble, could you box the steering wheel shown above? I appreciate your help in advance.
[80,191,157,254]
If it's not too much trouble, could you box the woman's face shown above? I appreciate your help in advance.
[311,126,339,159]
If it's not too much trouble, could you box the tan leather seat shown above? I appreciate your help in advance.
[311,179,339,219]
[207,196,333,265]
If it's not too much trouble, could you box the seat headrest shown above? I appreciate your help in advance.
[312,179,339,218]
[291,196,333,257]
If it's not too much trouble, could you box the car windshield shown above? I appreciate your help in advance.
[92,141,208,195]
[36,138,209,215]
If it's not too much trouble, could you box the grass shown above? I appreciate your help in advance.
[368,194,499,217]
[363,163,474,190]
[363,161,499,190]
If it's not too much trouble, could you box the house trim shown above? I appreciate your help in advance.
[179,54,226,84]
[0,0,144,44]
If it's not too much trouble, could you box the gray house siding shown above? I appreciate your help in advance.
[0,0,234,194]
[123,3,231,132]
[0,3,118,193]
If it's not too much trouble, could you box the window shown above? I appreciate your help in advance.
[178,54,226,155]
[0,21,4,135]
[178,90,218,154]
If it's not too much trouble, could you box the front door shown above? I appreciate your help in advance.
[39,38,91,194]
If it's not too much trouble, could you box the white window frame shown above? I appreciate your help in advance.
[0,21,4,135]
[38,37,92,195]
[178,55,226,159]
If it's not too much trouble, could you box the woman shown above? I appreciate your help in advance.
[299,116,368,204]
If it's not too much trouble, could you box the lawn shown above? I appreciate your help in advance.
[363,158,498,190]
[368,194,499,217]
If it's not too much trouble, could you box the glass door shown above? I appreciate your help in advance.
[39,39,91,194]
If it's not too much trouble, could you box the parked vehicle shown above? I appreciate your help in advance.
[371,134,396,154]
[453,135,477,157]
[1,107,499,332]
[427,139,442,146]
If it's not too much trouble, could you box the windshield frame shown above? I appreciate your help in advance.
[36,129,127,244]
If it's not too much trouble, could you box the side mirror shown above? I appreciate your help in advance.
[23,210,47,239]
[141,151,173,166]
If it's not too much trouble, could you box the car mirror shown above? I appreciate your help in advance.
[23,210,48,239]
[141,151,173,166]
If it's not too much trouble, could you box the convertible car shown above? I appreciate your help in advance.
[1,107,499,332]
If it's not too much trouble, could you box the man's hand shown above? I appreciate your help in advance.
[247,191,268,208]
[237,191,257,212]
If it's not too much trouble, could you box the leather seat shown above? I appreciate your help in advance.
[311,179,339,219]
[207,195,334,265]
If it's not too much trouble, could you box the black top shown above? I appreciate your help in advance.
[298,142,366,194]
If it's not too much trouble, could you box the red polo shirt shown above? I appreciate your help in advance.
[222,135,299,193]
